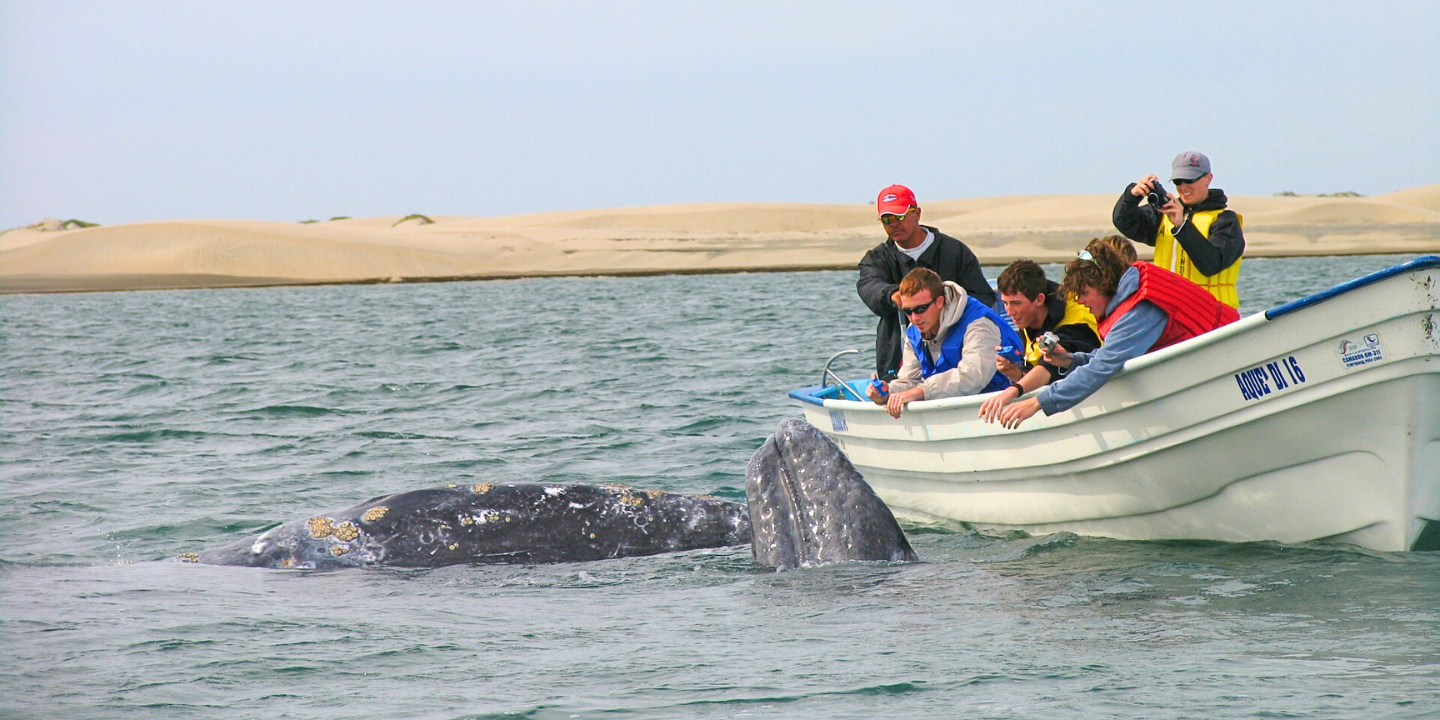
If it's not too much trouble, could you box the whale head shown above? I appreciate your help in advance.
[746,418,917,569]
[195,520,374,569]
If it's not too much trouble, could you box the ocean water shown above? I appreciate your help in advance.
[3,254,1438,719]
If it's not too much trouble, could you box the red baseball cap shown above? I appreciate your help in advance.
[876,184,917,217]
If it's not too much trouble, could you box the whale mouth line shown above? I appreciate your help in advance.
[774,438,815,566]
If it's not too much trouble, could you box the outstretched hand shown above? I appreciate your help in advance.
[978,385,1020,424]
[886,387,924,419]
[998,397,1042,429]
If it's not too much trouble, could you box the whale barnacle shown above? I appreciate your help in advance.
[472,483,493,494]
[178,553,199,563]
[448,543,459,551]
[645,489,665,499]
[333,521,360,542]
[361,506,389,523]
[307,517,334,539]
[330,545,350,556]
[459,515,475,526]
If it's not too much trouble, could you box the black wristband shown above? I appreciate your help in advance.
[1009,380,1025,396]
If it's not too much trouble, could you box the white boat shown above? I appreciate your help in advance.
[791,256,1440,552]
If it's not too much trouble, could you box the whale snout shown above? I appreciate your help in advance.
[746,419,916,569]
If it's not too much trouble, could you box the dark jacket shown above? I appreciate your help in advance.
[857,226,996,379]
[1112,186,1244,276]
[1023,280,1102,381]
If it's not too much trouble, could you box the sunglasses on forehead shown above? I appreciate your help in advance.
[879,207,915,226]
[1076,249,1107,277]
[900,297,939,317]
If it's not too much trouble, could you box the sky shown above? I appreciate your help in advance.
[1,1,1436,229]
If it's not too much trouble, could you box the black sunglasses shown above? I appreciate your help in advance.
[901,297,939,317]
[1173,176,1205,186]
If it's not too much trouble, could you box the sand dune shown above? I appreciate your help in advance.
[3,185,1438,293]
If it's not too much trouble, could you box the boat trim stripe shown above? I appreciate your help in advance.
[1265,255,1440,320]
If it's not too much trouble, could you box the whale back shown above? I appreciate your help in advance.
[196,483,751,569]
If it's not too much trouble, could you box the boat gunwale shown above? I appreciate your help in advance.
[1264,254,1440,320]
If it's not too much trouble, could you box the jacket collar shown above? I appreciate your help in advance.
[919,281,969,341]
[890,225,940,261]
[1039,279,1066,331]
[1185,189,1229,212]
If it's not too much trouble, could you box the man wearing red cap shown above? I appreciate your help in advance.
[858,184,997,381]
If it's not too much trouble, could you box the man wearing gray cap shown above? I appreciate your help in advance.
[1112,151,1244,309]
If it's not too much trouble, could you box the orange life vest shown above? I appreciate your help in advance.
[1097,262,1240,352]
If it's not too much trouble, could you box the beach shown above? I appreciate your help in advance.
[3,185,1438,294]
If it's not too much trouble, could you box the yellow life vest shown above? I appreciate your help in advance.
[1022,297,1098,366]
[1155,208,1242,310]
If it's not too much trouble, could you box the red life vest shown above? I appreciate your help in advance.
[1097,262,1240,352]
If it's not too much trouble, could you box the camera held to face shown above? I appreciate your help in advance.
[1146,179,1170,208]
[1036,332,1060,355]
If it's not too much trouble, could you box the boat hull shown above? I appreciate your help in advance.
[794,258,1440,552]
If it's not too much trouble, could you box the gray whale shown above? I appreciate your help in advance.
[190,419,915,570]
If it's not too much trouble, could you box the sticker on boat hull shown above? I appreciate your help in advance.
[829,410,848,433]
[1235,356,1307,402]
[1338,333,1385,368]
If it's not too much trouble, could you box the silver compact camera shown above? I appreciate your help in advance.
[1036,332,1060,354]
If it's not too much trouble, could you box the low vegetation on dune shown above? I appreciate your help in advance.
[393,213,435,227]
[0,218,102,235]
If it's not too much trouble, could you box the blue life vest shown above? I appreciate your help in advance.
[905,296,1021,394]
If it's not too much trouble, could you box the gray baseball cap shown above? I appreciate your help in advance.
[1171,151,1211,181]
